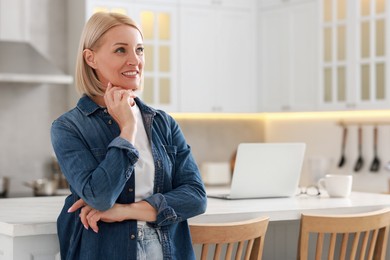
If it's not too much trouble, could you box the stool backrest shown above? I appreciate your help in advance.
[190,216,269,260]
[298,208,390,260]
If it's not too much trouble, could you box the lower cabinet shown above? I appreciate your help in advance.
[0,233,60,260]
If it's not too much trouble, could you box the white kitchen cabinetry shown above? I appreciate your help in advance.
[178,1,257,112]
[258,0,319,112]
[320,0,390,110]
[0,0,27,41]
[67,0,178,112]
[0,234,61,260]
[180,0,253,9]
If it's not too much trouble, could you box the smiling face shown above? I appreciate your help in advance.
[84,24,144,91]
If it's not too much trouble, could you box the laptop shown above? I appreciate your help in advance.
[207,143,306,199]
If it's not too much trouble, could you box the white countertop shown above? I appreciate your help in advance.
[191,190,390,223]
[1,191,390,237]
[0,196,66,237]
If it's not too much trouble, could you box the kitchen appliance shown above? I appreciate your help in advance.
[24,178,58,196]
[0,41,72,84]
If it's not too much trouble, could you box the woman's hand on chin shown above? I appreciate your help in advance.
[104,82,137,144]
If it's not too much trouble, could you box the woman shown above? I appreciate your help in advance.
[51,12,207,260]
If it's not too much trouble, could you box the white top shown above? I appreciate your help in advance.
[133,104,154,202]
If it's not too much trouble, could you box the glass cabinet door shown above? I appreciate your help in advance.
[321,0,388,109]
[358,0,386,102]
[321,0,348,105]
[140,10,174,108]
[87,2,178,112]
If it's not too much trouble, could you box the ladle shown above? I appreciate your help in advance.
[338,126,348,168]
[353,126,364,172]
[370,126,380,172]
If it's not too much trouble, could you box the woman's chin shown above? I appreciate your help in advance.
[127,87,139,92]
[116,85,139,91]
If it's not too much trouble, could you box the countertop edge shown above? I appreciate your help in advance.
[0,221,58,237]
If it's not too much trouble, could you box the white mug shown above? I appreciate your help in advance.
[318,174,353,198]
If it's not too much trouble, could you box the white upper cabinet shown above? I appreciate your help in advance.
[179,1,257,112]
[258,0,319,112]
[131,5,178,112]
[67,0,178,112]
[0,0,27,41]
[180,0,254,9]
[320,0,389,110]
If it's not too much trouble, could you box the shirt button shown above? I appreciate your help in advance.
[128,188,134,192]
[130,234,136,239]
[108,119,112,125]
[103,109,108,113]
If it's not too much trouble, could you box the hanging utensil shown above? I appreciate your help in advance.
[354,126,364,172]
[385,160,390,171]
[370,126,380,172]
[338,126,348,168]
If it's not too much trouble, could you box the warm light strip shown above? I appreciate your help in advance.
[264,110,390,120]
[170,110,390,121]
[170,113,265,120]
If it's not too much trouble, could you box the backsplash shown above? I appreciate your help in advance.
[0,83,68,196]
[264,112,390,193]
[175,118,265,166]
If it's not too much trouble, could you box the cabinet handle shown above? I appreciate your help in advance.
[212,106,223,112]
[211,0,222,5]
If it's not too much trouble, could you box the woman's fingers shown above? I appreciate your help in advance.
[67,198,103,233]
[67,198,86,213]
[104,86,130,109]
[104,83,122,104]
[123,90,136,106]
[103,82,137,143]
[86,210,100,233]
[79,205,95,230]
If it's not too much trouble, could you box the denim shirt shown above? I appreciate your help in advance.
[51,95,207,260]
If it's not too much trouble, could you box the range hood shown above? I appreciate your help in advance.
[0,41,73,84]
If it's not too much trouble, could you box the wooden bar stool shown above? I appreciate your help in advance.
[189,216,269,260]
[298,208,390,260]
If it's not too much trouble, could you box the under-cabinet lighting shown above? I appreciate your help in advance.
[170,113,265,120]
[264,110,390,121]
[170,110,390,121]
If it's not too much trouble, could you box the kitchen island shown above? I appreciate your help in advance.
[1,191,390,259]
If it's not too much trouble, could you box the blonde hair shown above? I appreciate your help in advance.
[75,12,143,97]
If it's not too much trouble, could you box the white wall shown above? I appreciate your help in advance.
[265,112,390,193]
[176,118,265,166]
